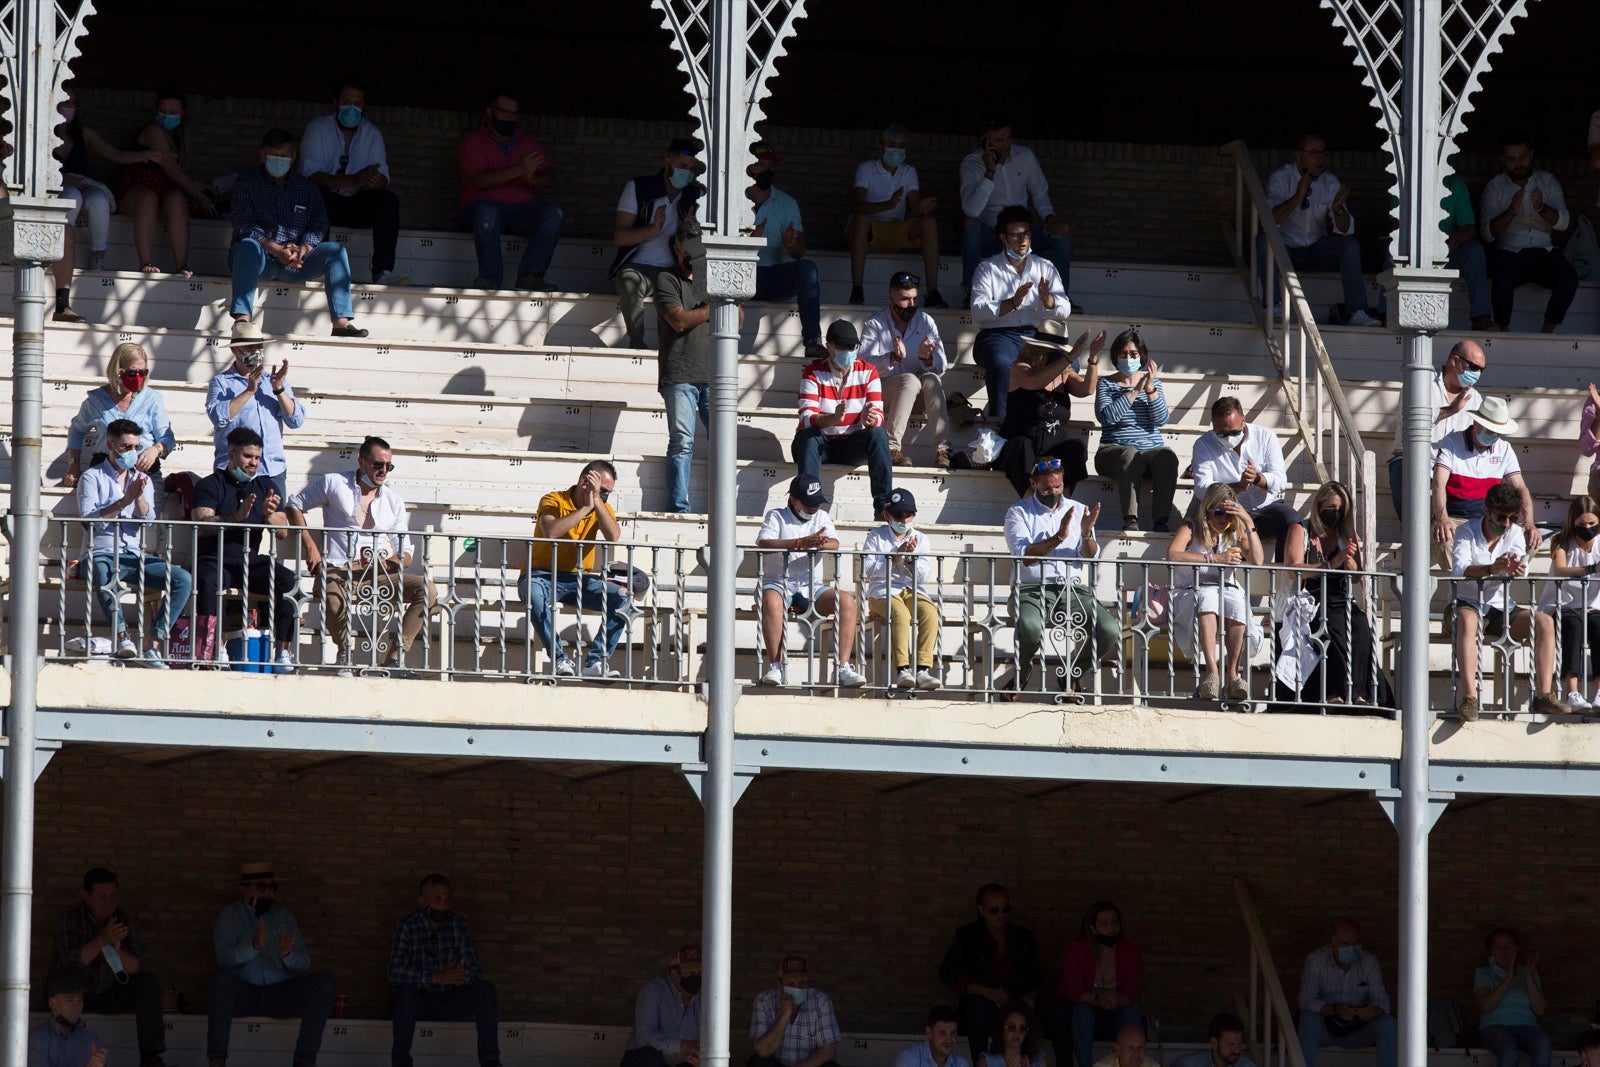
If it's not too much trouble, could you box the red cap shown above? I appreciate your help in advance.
[779,955,808,977]
[673,945,702,967]
[750,140,784,162]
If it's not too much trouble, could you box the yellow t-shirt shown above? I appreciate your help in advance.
[524,489,616,573]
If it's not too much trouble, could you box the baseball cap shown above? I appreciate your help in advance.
[886,488,917,515]
[673,945,702,967]
[825,320,859,348]
[666,138,708,175]
[751,141,784,163]
[778,955,809,978]
[788,476,828,509]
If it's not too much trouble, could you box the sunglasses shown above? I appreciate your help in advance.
[244,880,278,893]
[1454,351,1487,372]
[1032,458,1062,473]
[120,369,149,379]
[1208,506,1232,517]
[365,460,396,473]
[890,271,922,288]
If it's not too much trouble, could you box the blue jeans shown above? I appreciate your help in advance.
[791,426,893,515]
[1284,234,1369,321]
[972,326,1036,420]
[1297,1010,1397,1067]
[461,200,564,286]
[962,222,1073,291]
[206,969,336,1063]
[88,552,192,640]
[1449,238,1492,320]
[1071,1002,1142,1067]
[755,260,822,344]
[391,981,500,1067]
[517,570,631,666]
[229,238,354,321]
[1480,1023,1550,1067]
[660,382,711,513]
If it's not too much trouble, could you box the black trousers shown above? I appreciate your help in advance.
[1488,246,1578,328]
[87,970,164,1058]
[321,188,401,278]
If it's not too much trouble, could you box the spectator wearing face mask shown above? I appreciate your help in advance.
[229,127,368,337]
[860,272,951,469]
[793,319,894,522]
[1540,495,1600,712]
[1429,395,1537,551]
[1296,918,1395,1067]
[622,946,702,1067]
[1388,339,1486,519]
[115,84,218,277]
[1053,901,1143,1067]
[62,342,174,489]
[611,139,706,349]
[969,205,1071,423]
[458,89,563,293]
[206,321,304,501]
[746,142,823,360]
[846,122,948,309]
[302,79,413,287]
[387,874,500,1067]
[748,955,841,1067]
[1191,396,1299,561]
[861,488,941,691]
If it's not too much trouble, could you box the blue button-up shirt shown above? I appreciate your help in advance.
[77,460,156,556]
[387,910,484,991]
[213,899,311,986]
[206,368,306,478]
[894,1041,972,1067]
[67,386,175,465]
[1298,944,1391,1014]
[29,1019,102,1067]
[626,976,700,1063]
[231,166,328,248]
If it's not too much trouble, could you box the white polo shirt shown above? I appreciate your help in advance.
[1004,493,1091,585]
[852,159,918,222]
[1433,430,1520,504]
[757,504,837,590]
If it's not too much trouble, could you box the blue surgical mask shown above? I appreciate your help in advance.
[1477,429,1500,448]
[1458,367,1481,388]
[882,148,906,168]
[889,519,912,536]
[228,465,250,483]
[1117,357,1141,376]
[1004,246,1029,262]
[1336,945,1359,965]
[114,450,138,471]
[831,349,855,374]
[359,471,378,489]
[155,112,181,131]
[264,154,292,178]
[783,986,809,1006]
[669,167,695,190]
[337,105,362,129]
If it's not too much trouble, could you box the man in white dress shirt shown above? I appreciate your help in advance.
[958,118,1073,306]
[859,271,950,468]
[847,122,948,309]
[1191,396,1300,560]
[969,205,1071,421]
[1266,134,1380,327]
[300,80,410,286]
[1481,135,1579,333]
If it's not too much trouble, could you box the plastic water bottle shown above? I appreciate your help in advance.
[101,943,129,985]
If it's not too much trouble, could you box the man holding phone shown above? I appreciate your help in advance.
[53,868,167,1067]
[748,956,842,1067]
[1265,134,1380,327]
[958,118,1073,307]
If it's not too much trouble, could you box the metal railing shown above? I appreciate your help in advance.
[1222,140,1380,559]
[1232,876,1307,1067]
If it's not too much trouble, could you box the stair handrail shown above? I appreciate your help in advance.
[1233,876,1308,1067]
[1221,140,1378,559]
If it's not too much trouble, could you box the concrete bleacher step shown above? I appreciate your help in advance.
[1296,266,1600,338]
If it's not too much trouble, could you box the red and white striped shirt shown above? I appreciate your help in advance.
[797,357,883,438]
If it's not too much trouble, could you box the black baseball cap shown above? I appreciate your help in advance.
[825,320,859,348]
[886,488,917,515]
[788,476,828,508]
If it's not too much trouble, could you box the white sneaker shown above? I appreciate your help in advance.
[554,658,576,677]
[373,269,413,287]
[759,662,785,687]
[1566,689,1593,711]
[582,661,621,682]
[915,668,942,691]
[274,651,296,675]
[140,648,169,670]
[1348,309,1383,328]
[116,636,139,659]
[836,663,867,688]
[894,667,916,689]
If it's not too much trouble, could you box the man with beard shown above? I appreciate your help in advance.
[1171,1014,1257,1067]
[859,271,951,468]
[1482,135,1579,333]
[387,874,499,1067]
[1266,134,1379,327]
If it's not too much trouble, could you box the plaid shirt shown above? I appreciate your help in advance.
[749,987,841,1066]
[55,902,147,995]
[231,166,328,247]
[387,909,484,990]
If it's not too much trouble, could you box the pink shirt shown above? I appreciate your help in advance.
[1580,395,1600,473]
[457,127,550,214]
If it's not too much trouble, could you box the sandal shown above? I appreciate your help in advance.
[177,268,194,278]
[140,263,160,274]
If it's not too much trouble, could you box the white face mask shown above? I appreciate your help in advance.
[889,519,912,535]
[1216,429,1244,448]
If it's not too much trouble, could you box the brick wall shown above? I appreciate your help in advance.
[23,746,1600,1044]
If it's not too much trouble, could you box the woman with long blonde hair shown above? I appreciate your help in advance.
[1166,482,1263,701]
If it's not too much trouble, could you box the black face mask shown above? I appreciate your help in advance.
[753,171,774,190]
[1319,508,1344,528]
[490,118,516,137]
[1576,524,1599,543]
[252,898,274,917]
[892,301,916,322]
[1095,933,1119,948]
[54,1016,75,1031]
[426,908,451,924]
[678,974,702,995]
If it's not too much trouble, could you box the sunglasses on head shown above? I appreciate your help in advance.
[1032,458,1062,473]
[890,271,921,288]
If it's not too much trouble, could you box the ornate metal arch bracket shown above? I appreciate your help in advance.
[0,0,97,197]
[1320,0,1535,269]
